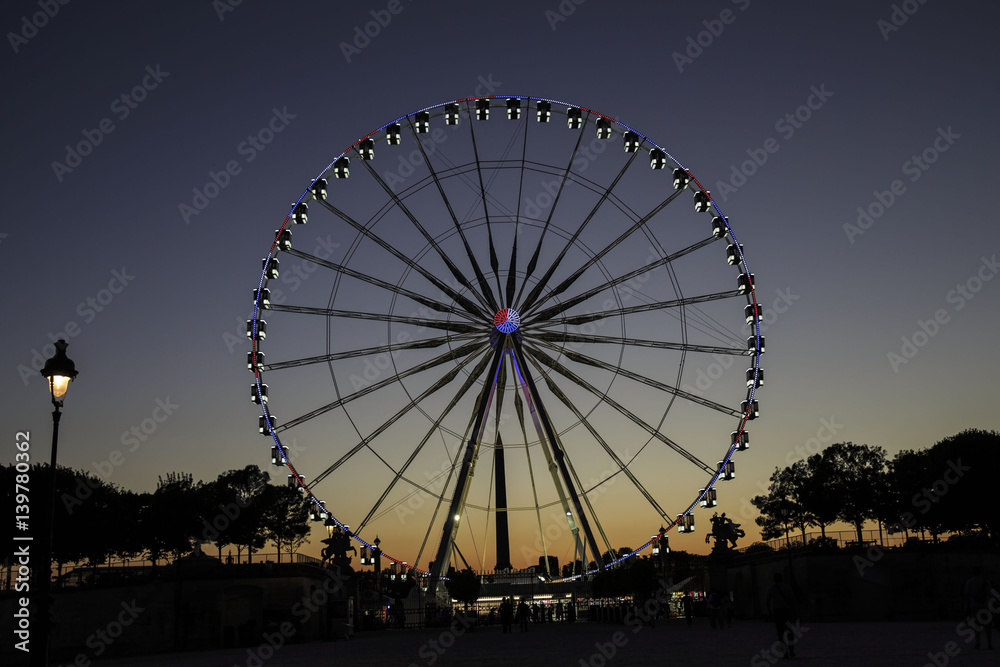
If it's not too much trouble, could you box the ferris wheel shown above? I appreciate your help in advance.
[248,96,763,589]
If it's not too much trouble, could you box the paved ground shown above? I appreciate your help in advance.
[89,619,999,667]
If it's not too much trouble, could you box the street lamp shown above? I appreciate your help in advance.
[652,526,670,585]
[36,339,78,667]
[360,536,383,591]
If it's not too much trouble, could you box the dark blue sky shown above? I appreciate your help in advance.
[3,0,998,564]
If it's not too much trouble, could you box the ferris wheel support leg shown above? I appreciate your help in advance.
[510,337,605,571]
[428,342,506,596]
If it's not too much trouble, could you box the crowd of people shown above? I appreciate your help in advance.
[490,598,577,632]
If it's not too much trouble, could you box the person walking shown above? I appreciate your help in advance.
[964,566,996,650]
[766,573,799,659]
[682,593,693,626]
[517,599,530,632]
[500,597,513,634]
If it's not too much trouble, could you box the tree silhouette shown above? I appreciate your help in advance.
[751,465,808,542]
[537,555,559,577]
[261,484,311,563]
[908,429,999,544]
[562,560,583,577]
[822,443,888,543]
[212,465,270,562]
[800,455,841,538]
[446,567,481,612]
[140,472,203,564]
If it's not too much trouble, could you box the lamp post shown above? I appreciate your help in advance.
[652,526,670,584]
[36,339,78,667]
[780,504,796,589]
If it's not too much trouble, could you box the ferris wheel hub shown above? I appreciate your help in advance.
[493,308,520,333]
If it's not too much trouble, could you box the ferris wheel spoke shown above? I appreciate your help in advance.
[523,187,688,318]
[525,290,739,329]
[355,154,495,314]
[525,235,722,324]
[269,303,482,335]
[407,114,500,312]
[310,346,488,488]
[524,344,715,474]
[276,340,488,432]
[519,149,642,314]
[412,406,478,580]
[353,348,497,534]
[261,333,478,371]
[527,330,743,356]
[532,369,617,558]
[532,338,741,417]
[429,342,508,589]
[509,337,604,570]
[511,387,552,577]
[506,120,530,308]
[513,111,590,308]
[463,101,508,308]
[536,369,670,522]
[282,247,476,321]
[316,198,490,320]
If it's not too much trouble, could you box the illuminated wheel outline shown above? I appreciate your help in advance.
[249,96,763,584]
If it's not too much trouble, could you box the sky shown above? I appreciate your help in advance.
[2,0,998,573]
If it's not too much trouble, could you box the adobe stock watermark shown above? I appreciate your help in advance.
[671,0,751,73]
[339,0,413,64]
[7,0,72,54]
[79,599,146,661]
[383,126,454,191]
[887,254,997,372]
[212,0,245,21]
[223,233,341,353]
[575,574,674,665]
[844,126,960,244]
[61,396,179,514]
[750,620,809,666]
[235,568,349,667]
[544,0,587,31]
[410,612,475,666]
[381,74,501,191]
[682,287,798,395]
[179,106,296,224]
[738,415,844,520]
[521,132,616,219]
[51,65,170,182]
[17,267,135,386]
[854,458,969,577]
[877,0,930,41]
[713,84,833,202]
[519,452,629,564]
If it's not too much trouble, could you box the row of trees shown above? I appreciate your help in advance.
[2,463,311,575]
[751,429,998,546]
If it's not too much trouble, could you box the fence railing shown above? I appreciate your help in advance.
[737,528,933,553]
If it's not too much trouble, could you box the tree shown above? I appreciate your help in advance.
[562,560,583,577]
[887,448,938,540]
[537,555,559,578]
[800,454,842,538]
[751,464,810,542]
[212,465,270,562]
[140,472,204,564]
[822,442,888,543]
[446,568,481,612]
[910,429,999,544]
[261,484,311,563]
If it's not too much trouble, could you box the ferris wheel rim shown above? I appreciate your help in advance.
[249,94,763,579]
